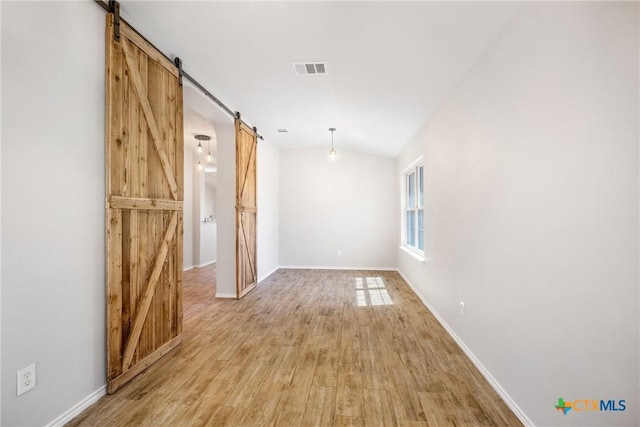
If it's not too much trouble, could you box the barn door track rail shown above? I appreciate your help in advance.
[94,0,263,141]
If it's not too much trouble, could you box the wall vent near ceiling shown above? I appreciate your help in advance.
[276,128,289,133]
[293,62,327,76]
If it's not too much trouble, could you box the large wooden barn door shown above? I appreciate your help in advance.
[236,121,258,299]
[105,14,184,393]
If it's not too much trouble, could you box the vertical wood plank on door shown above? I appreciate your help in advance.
[106,19,124,198]
[105,13,123,382]
[165,74,176,342]
[106,209,123,380]
[175,82,184,336]
[165,210,173,340]
[158,52,169,352]
[139,44,152,360]
[121,210,131,346]
[135,210,147,365]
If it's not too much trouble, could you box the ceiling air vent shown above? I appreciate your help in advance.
[293,62,327,76]
[276,128,289,133]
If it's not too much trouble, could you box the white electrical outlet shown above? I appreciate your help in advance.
[17,363,36,396]
[459,301,465,315]
[337,250,342,256]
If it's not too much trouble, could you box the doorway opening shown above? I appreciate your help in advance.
[182,110,219,315]
[182,120,218,273]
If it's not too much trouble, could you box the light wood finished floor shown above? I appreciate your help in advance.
[68,266,522,426]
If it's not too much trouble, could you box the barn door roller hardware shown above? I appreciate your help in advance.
[174,57,183,87]
[109,0,120,41]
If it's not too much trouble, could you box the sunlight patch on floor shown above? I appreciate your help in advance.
[355,276,393,307]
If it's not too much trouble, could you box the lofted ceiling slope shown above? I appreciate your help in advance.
[120,1,521,158]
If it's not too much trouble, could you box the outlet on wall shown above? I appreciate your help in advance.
[17,363,36,396]
[459,301,465,316]
[337,249,342,256]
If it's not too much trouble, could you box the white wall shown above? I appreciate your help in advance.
[204,182,216,219]
[397,3,639,426]
[200,182,217,265]
[280,149,397,269]
[257,139,280,281]
[192,156,203,267]
[1,2,106,425]
[1,2,4,421]
[198,221,217,266]
[186,151,217,268]
[214,124,237,297]
[194,170,216,267]
[183,148,194,270]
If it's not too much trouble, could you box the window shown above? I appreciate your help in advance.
[405,163,424,252]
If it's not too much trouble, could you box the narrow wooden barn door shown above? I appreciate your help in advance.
[105,14,184,393]
[236,121,258,298]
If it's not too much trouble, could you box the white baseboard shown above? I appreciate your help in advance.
[46,385,106,427]
[396,270,534,427]
[213,265,279,298]
[198,260,216,268]
[215,292,236,299]
[258,266,280,283]
[184,261,216,271]
[279,265,397,271]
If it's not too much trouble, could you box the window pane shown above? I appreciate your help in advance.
[407,172,415,209]
[418,166,424,208]
[406,211,415,246]
[417,209,424,251]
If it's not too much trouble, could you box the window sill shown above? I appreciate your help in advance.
[399,245,425,263]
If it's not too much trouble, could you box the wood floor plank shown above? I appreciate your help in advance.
[334,415,365,427]
[67,266,522,427]
[363,388,397,426]
[237,380,283,426]
[335,381,363,418]
[278,364,315,413]
[301,385,336,427]
[271,410,304,427]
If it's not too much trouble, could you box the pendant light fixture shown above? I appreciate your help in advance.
[206,138,213,163]
[328,127,337,160]
[194,134,211,171]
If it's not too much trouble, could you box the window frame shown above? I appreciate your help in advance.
[403,159,424,255]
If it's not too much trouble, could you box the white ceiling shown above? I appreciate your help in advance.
[120,1,521,158]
